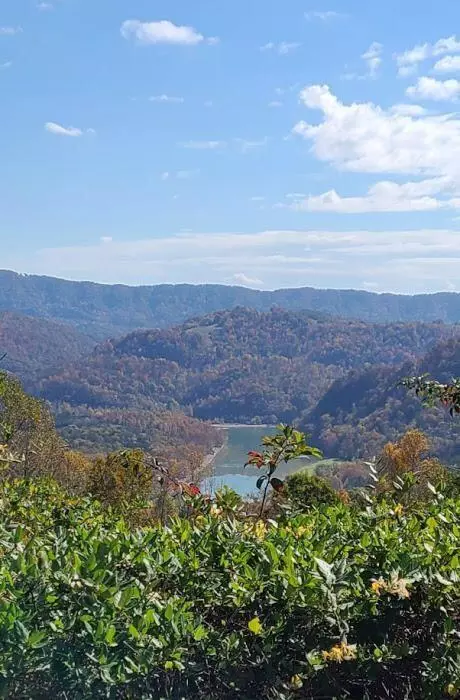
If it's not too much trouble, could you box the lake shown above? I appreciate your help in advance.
[203,425,318,498]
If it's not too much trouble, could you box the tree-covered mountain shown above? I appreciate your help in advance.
[37,308,460,451]
[0,312,95,383]
[4,269,460,338]
[303,337,460,462]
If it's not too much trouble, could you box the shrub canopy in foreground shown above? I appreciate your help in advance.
[0,479,458,699]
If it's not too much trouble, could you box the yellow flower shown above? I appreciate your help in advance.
[289,674,303,689]
[371,578,386,596]
[322,642,357,663]
[254,520,267,540]
[295,525,310,538]
[210,505,223,517]
[447,683,458,697]
[394,504,404,517]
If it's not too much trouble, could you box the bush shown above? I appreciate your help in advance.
[0,479,458,699]
[285,471,340,509]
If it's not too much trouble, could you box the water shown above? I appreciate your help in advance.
[203,425,318,498]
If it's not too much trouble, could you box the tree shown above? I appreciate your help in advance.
[285,471,340,510]
[376,429,446,498]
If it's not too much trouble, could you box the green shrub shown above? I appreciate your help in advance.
[0,479,458,699]
[286,471,340,509]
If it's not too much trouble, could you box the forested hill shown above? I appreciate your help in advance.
[38,308,459,432]
[303,337,460,461]
[0,312,95,383]
[4,269,460,338]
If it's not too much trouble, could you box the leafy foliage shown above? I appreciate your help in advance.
[304,338,460,461]
[285,471,341,509]
[245,424,322,515]
[0,479,458,699]
[0,312,94,383]
[4,268,460,337]
[37,308,459,450]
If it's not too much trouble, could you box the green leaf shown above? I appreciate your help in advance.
[128,624,140,640]
[105,625,116,645]
[164,604,174,622]
[256,475,267,490]
[193,625,207,641]
[314,557,332,579]
[28,630,47,649]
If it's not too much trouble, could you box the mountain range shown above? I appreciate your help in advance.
[34,307,460,457]
[2,270,460,461]
[4,269,460,338]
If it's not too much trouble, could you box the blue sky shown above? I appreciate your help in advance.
[2,0,460,292]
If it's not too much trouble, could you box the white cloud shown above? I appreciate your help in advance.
[250,196,265,202]
[37,2,53,10]
[232,273,263,287]
[180,140,226,149]
[292,177,459,213]
[395,35,460,76]
[0,26,22,36]
[121,19,216,46]
[100,236,113,243]
[45,122,84,137]
[390,103,428,116]
[304,11,343,21]
[160,172,170,181]
[268,100,283,108]
[407,76,460,101]
[0,61,12,69]
[10,228,460,293]
[293,84,460,180]
[260,41,300,55]
[433,55,460,73]
[149,94,184,103]
[361,42,383,78]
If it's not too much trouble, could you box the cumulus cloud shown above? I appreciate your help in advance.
[293,84,460,180]
[260,42,300,55]
[232,273,263,287]
[45,122,84,137]
[292,83,460,212]
[390,103,428,116]
[290,178,459,213]
[361,42,383,78]
[433,55,460,73]
[121,19,216,46]
[407,76,460,101]
[395,35,460,76]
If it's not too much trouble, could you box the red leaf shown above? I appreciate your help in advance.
[182,483,201,497]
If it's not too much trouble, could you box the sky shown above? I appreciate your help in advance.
[2,0,460,292]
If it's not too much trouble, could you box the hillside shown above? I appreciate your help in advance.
[37,308,460,451]
[0,312,95,383]
[4,269,460,338]
[303,337,460,461]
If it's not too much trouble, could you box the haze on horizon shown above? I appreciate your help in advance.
[2,0,460,293]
